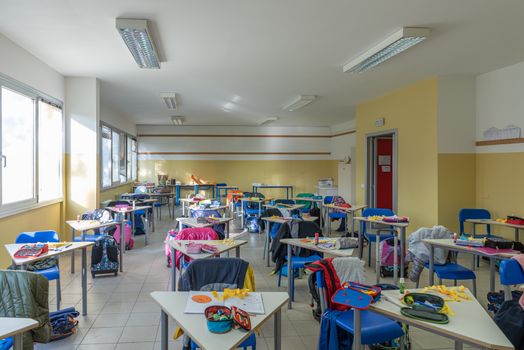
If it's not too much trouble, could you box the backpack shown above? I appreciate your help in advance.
[113,220,134,250]
[165,229,177,267]
[379,238,408,277]
[50,307,79,341]
[246,215,260,233]
[91,235,119,277]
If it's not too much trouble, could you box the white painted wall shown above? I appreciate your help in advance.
[476,61,524,153]
[101,104,136,136]
[331,120,356,202]
[437,76,476,153]
[0,33,64,101]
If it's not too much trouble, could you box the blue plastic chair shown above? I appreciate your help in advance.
[0,337,13,350]
[459,208,493,238]
[242,192,265,226]
[315,271,404,347]
[191,333,256,350]
[422,261,477,297]
[361,208,397,267]
[278,254,323,301]
[500,259,524,301]
[16,230,61,310]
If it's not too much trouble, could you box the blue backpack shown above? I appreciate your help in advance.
[246,216,260,233]
[91,235,119,277]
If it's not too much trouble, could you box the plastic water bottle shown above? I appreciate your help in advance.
[399,278,405,294]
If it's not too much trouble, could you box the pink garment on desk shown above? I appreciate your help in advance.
[512,254,524,309]
[173,227,219,269]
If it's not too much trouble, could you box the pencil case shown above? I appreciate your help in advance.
[205,306,233,333]
[507,216,524,226]
[485,237,514,250]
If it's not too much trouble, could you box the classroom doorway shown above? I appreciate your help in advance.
[365,130,397,212]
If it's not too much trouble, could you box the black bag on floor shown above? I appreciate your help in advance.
[494,300,524,350]
[91,235,119,278]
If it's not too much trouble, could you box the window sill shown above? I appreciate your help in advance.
[0,198,64,220]
[100,181,136,192]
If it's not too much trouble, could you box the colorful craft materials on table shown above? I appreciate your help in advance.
[13,243,49,258]
[366,215,410,223]
[184,242,219,254]
[419,285,471,302]
[185,291,265,314]
[211,288,250,301]
[455,237,485,247]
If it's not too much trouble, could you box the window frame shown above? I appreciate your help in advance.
[99,122,137,190]
[0,73,64,218]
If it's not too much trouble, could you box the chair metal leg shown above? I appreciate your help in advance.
[56,278,61,311]
[454,280,457,286]
[438,278,442,285]
[277,268,282,287]
[472,279,477,297]
[368,243,372,267]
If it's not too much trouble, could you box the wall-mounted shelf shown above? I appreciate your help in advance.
[476,138,524,146]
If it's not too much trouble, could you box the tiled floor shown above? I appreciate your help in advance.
[36,208,499,349]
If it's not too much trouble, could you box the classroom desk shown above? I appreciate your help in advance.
[65,220,117,273]
[176,217,233,238]
[260,216,318,267]
[174,184,216,205]
[106,205,152,272]
[264,203,305,211]
[166,239,247,291]
[253,184,293,199]
[215,185,239,202]
[324,204,367,236]
[280,238,354,309]
[354,217,409,285]
[353,288,513,350]
[0,317,39,350]
[148,192,175,219]
[466,218,524,241]
[117,196,157,232]
[152,291,288,350]
[423,238,521,292]
[5,242,93,316]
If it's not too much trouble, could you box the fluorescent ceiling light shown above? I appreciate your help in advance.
[343,27,430,73]
[260,117,279,126]
[282,95,316,112]
[170,116,185,125]
[116,18,160,69]
[160,92,178,110]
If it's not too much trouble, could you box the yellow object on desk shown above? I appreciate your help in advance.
[420,285,471,302]
[211,288,250,301]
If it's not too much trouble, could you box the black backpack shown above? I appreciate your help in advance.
[91,235,119,278]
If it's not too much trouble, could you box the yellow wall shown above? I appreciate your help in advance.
[437,154,476,233]
[100,183,134,203]
[355,77,439,230]
[138,160,338,198]
[0,203,64,268]
[476,152,524,239]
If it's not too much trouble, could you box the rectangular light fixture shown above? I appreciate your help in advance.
[282,95,316,112]
[116,18,160,69]
[343,27,430,73]
[161,92,178,110]
[171,116,185,125]
[260,117,279,126]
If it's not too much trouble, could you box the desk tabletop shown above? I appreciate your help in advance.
[253,184,293,188]
[216,185,239,189]
[324,204,367,212]
[0,317,39,339]
[66,220,117,232]
[372,289,513,350]
[238,197,271,203]
[466,218,524,229]
[422,239,520,258]
[148,192,174,196]
[5,241,93,266]
[280,238,355,257]
[166,239,247,260]
[261,216,318,224]
[106,205,152,213]
[151,291,288,350]
[354,216,410,228]
[176,217,233,228]
[189,205,229,211]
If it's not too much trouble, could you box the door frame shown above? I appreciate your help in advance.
[365,129,398,212]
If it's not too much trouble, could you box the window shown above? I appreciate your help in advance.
[100,123,137,189]
[0,76,63,214]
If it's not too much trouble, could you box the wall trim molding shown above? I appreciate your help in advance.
[137,130,356,139]
[475,138,524,146]
[139,151,331,155]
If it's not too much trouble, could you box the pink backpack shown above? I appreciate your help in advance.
[164,227,219,268]
[380,238,405,267]
[113,220,134,250]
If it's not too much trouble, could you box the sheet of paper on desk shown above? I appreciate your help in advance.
[184,291,222,314]
[225,293,264,314]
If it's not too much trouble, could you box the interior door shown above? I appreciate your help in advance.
[375,137,393,209]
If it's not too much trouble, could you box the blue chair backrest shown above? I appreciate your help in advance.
[216,183,227,187]
[458,208,491,235]
[16,230,60,243]
[243,192,265,210]
[323,196,334,205]
[361,208,395,236]
[500,259,524,286]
